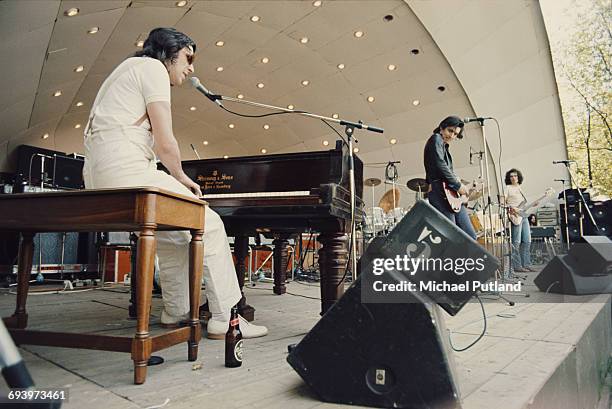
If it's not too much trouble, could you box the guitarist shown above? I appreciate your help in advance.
[504,169,535,272]
[424,116,477,239]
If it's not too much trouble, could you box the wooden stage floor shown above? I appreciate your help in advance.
[0,271,610,409]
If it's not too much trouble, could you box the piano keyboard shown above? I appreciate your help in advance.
[201,191,311,199]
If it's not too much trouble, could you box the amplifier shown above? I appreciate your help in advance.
[537,209,558,226]
[530,226,556,238]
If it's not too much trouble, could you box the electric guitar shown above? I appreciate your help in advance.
[443,181,469,213]
[508,187,556,225]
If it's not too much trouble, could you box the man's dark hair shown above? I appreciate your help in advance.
[505,168,524,185]
[433,116,465,139]
[133,27,196,65]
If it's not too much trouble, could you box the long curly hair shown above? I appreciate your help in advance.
[505,168,524,185]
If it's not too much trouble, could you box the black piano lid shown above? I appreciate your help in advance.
[181,140,363,198]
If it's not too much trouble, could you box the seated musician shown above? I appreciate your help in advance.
[423,116,477,239]
[82,27,267,338]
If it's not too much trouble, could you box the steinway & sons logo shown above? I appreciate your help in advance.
[196,169,234,190]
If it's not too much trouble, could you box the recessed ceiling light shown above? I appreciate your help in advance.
[42,133,49,139]
[313,0,322,6]
[337,63,345,70]
[237,94,244,99]
[367,96,375,103]
[412,100,420,106]
[261,57,269,64]
[323,140,329,146]
[74,124,81,129]
[87,27,99,34]
[390,138,397,145]
[300,37,309,44]
[223,155,229,159]
[65,8,79,17]
[387,64,396,71]
[250,15,260,22]
[354,31,364,38]
[136,40,144,47]
[190,106,197,111]
[228,123,235,129]
[257,82,264,88]
[383,14,394,22]
[260,148,267,154]
[287,104,294,110]
[74,65,84,73]
[301,80,309,86]
[353,147,359,153]
[411,49,420,55]
[176,0,187,7]
[215,40,224,47]
[437,85,446,92]
[332,113,339,119]
[203,140,209,145]
[263,124,270,130]
[53,90,62,97]
[75,101,84,107]
[216,66,224,72]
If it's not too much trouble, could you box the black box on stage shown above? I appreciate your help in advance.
[286,200,503,409]
[534,254,612,295]
[568,235,612,276]
[53,155,84,189]
[360,200,499,315]
[287,279,461,409]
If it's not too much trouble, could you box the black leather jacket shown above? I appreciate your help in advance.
[423,133,461,191]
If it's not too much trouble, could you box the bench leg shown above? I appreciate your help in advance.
[188,229,204,361]
[132,227,156,385]
[8,233,35,329]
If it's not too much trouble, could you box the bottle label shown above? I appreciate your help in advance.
[230,318,239,327]
[234,339,243,362]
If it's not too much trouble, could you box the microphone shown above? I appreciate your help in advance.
[552,160,575,164]
[463,117,492,124]
[190,144,201,160]
[189,77,223,107]
[469,146,473,165]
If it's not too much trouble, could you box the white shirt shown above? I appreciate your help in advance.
[505,184,526,208]
[89,57,170,133]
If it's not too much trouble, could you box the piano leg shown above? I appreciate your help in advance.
[234,236,255,321]
[272,236,290,295]
[318,233,349,314]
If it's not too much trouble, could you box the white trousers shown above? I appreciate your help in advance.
[83,127,241,316]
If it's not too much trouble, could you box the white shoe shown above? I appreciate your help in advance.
[160,310,189,328]
[207,315,268,340]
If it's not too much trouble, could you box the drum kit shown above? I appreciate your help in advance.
[362,176,431,238]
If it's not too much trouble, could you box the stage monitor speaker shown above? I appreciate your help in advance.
[360,200,499,315]
[568,235,612,276]
[534,254,612,295]
[287,277,461,409]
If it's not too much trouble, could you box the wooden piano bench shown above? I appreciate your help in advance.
[0,187,205,385]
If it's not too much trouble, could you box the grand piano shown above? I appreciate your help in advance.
[181,140,364,319]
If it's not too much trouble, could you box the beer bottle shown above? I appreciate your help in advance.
[225,306,243,367]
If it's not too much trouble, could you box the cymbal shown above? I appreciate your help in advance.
[364,177,382,187]
[468,186,488,201]
[406,178,429,192]
[379,188,401,213]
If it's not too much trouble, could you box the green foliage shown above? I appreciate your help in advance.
[551,0,611,196]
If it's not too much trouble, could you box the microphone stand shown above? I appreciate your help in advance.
[554,179,570,250]
[207,93,383,281]
[471,119,496,253]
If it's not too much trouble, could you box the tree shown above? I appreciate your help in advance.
[551,0,611,197]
